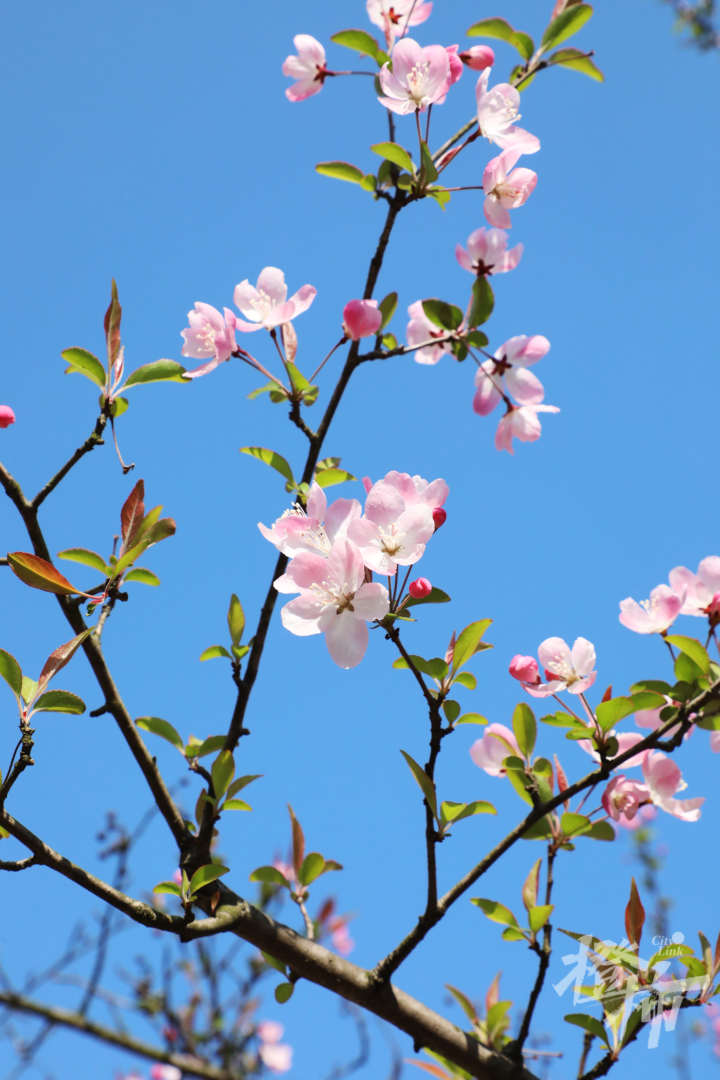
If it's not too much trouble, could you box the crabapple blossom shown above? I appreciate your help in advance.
[482,148,538,229]
[259,482,361,558]
[0,406,15,428]
[618,585,683,634]
[669,556,720,618]
[342,299,383,340]
[347,477,438,575]
[257,1021,293,1074]
[509,655,540,684]
[381,470,449,512]
[520,636,597,697]
[409,577,432,598]
[180,303,238,378]
[367,0,433,50]
[282,35,328,102]
[274,539,389,668]
[233,267,316,333]
[493,404,559,454]
[330,921,355,955]
[642,750,705,822]
[458,45,495,71]
[150,1067,181,1080]
[378,38,450,115]
[435,45,464,104]
[602,775,649,824]
[455,227,523,276]
[406,300,455,365]
[473,334,550,417]
[476,70,540,153]
[470,724,521,777]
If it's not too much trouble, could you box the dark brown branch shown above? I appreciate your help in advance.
[0,856,37,871]
[508,849,557,1061]
[32,414,108,509]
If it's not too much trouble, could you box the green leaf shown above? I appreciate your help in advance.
[232,644,250,661]
[404,587,451,609]
[471,898,520,928]
[465,330,489,348]
[426,186,451,211]
[421,299,463,332]
[445,984,478,1024]
[250,865,290,888]
[239,446,295,484]
[248,381,287,401]
[468,277,494,328]
[595,696,635,732]
[136,716,184,753]
[666,635,710,675]
[512,702,537,759]
[540,711,578,729]
[123,567,160,586]
[529,904,554,933]
[453,672,477,690]
[286,363,309,394]
[541,4,593,49]
[228,594,245,645]
[275,982,294,1004]
[261,951,287,975]
[549,46,604,81]
[630,680,673,695]
[313,468,356,488]
[647,943,695,970]
[441,800,495,825]
[455,713,488,725]
[212,750,235,799]
[199,645,232,661]
[564,1013,609,1047]
[378,292,398,332]
[370,141,415,174]
[315,161,365,185]
[360,174,377,193]
[298,852,326,886]
[123,360,188,387]
[420,140,438,184]
[222,798,252,812]
[452,620,493,672]
[586,821,615,841]
[629,691,667,712]
[330,28,379,60]
[62,347,107,388]
[8,552,80,596]
[0,649,23,700]
[56,548,110,575]
[382,333,398,350]
[522,859,541,911]
[466,17,535,61]
[32,690,86,715]
[109,396,129,418]
[153,881,182,896]
[561,812,592,837]
[442,700,461,724]
[400,750,437,819]
[185,735,227,759]
[189,863,230,894]
[502,926,528,942]
[21,676,38,706]
[227,774,262,798]
[426,658,448,680]
[521,816,554,840]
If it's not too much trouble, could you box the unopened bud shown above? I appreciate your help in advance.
[409,577,432,599]
[432,507,447,530]
[458,45,495,71]
[0,406,16,429]
[509,655,539,684]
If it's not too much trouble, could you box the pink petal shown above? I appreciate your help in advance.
[281,594,324,636]
[352,581,390,622]
[325,612,369,668]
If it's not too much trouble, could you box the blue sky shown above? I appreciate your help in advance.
[1,1,719,1078]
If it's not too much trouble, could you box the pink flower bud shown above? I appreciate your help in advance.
[172,868,183,885]
[458,45,495,71]
[432,507,447,530]
[0,406,16,429]
[709,591,720,618]
[342,299,383,341]
[409,578,432,599]
[509,655,539,684]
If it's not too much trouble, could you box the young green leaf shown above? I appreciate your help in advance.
[212,750,235,800]
[313,468,357,488]
[330,28,380,60]
[466,17,535,60]
[222,798,252,812]
[403,587,451,609]
[512,702,537,759]
[136,716,184,753]
[540,711,579,728]
[378,292,398,332]
[123,360,188,387]
[471,898,520,928]
[62,347,107,388]
[442,700,461,724]
[585,821,615,842]
[0,649,23,701]
[298,852,326,886]
[445,984,479,1024]
[400,750,438,819]
[595,696,635,732]
[451,620,493,672]
[228,594,245,645]
[316,161,365,184]
[502,926,528,942]
[32,690,86,715]
[370,141,415,174]
[261,951,287,975]
[522,859,541,912]
[665,635,710,675]
[21,676,38,706]
[240,447,295,484]
[123,568,161,586]
[231,644,250,661]
[226,775,261,799]
[455,713,488,726]
[625,876,645,949]
[249,866,290,888]
[189,863,230,894]
[564,1013,609,1047]
[541,3,593,49]
[548,46,604,81]
[421,299,463,332]
[468,277,494,328]
[153,881,182,897]
[560,812,592,837]
[420,140,438,184]
[8,552,81,596]
[199,644,231,662]
[56,548,111,575]
[452,672,477,690]
[528,904,554,933]
[275,982,294,1004]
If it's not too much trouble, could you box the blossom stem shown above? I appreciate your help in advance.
[327,70,376,77]
[308,337,347,384]
[551,693,584,724]
[424,104,432,144]
[269,327,291,378]
[438,186,484,192]
[396,565,413,609]
[431,117,478,164]
[399,0,419,40]
[415,110,424,160]
[663,636,677,662]
[237,353,287,392]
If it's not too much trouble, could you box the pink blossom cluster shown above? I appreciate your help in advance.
[620,555,720,636]
[118,1066,181,1080]
[260,471,448,668]
[257,1020,293,1074]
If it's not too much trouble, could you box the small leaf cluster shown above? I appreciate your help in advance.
[153,863,229,909]
[472,858,554,947]
[250,805,342,901]
[401,748,495,840]
[0,630,92,723]
[239,446,356,497]
[200,594,251,665]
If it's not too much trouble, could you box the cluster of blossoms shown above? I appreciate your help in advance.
[259,471,447,668]
[257,1021,293,1074]
[120,1065,181,1080]
[619,555,720,638]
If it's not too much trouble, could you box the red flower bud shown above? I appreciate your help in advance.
[432,507,447,530]
[0,406,16,429]
[409,577,432,599]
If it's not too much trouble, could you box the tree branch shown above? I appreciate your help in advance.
[31,414,108,509]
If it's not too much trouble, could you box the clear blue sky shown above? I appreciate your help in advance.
[1,1,719,1078]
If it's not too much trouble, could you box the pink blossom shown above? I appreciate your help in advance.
[473,334,550,416]
[409,577,432,598]
[476,70,540,153]
[458,45,495,71]
[275,539,389,668]
[619,585,683,634]
[432,508,447,530]
[378,38,450,115]
[347,479,435,575]
[602,775,649,824]
[342,299,383,340]
[258,1021,293,1074]
[330,921,355,956]
[380,470,449,511]
[150,1067,182,1080]
[578,732,646,768]
[521,636,597,698]
[509,655,539,684]
[172,868,183,885]
[181,303,238,378]
[642,751,705,822]
[367,0,433,50]
[456,227,523,276]
[482,147,538,229]
[494,404,559,454]
[259,482,361,560]
[711,731,720,753]
[669,556,720,618]
[470,723,521,777]
[434,45,464,104]
[0,406,15,428]
[233,267,316,333]
[282,35,328,102]
[406,300,454,365]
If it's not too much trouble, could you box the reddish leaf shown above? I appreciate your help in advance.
[37,629,94,695]
[287,804,305,877]
[8,552,80,596]
[624,877,645,950]
[485,971,501,1015]
[601,684,613,703]
[554,754,570,810]
[104,279,122,367]
[522,859,541,912]
[121,479,145,550]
